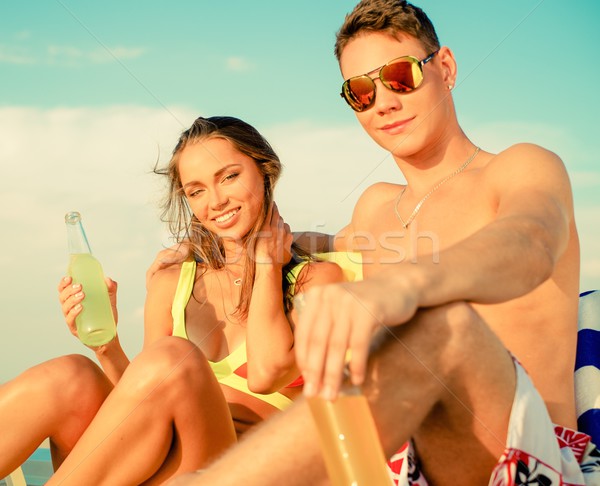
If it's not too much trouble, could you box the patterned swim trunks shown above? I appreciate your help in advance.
[387,361,600,485]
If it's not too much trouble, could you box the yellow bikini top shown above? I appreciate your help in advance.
[170,259,308,411]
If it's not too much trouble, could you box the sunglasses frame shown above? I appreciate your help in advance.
[340,50,439,112]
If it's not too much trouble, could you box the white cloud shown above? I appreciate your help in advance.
[88,46,146,63]
[225,56,254,72]
[1,108,598,382]
[47,44,145,65]
[263,120,401,234]
[464,119,578,158]
[570,171,600,189]
[14,30,31,41]
[0,43,145,66]
[0,44,35,64]
[0,105,194,381]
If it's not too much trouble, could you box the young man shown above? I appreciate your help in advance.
[168,1,599,484]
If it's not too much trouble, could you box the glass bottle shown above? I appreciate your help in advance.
[65,211,116,346]
[293,290,392,486]
[307,383,393,486]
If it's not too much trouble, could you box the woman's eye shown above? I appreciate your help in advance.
[188,188,204,198]
[223,172,239,183]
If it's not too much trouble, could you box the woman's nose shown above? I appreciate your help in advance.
[209,187,229,210]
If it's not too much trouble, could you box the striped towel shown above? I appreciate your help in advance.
[575,289,600,445]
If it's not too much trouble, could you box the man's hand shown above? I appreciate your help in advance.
[294,269,419,401]
[145,242,192,290]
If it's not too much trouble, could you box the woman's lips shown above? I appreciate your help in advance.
[212,207,241,228]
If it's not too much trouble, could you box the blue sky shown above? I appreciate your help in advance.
[1,0,599,382]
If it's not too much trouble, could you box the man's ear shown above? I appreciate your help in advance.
[436,46,458,89]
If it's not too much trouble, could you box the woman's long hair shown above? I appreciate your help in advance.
[155,116,310,319]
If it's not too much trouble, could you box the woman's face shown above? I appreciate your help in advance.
[178,137,265,242]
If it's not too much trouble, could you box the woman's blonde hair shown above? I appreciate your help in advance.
[155,116,308,319]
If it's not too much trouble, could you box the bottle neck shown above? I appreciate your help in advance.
[66,220,92,254]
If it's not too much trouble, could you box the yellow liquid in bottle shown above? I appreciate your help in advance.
[307,390,392,486]
[67,253,116,346]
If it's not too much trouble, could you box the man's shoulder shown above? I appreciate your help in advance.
[482,143,568,187]
[356,181,403,206]
[489,143,563,169]
[349,181,403,223]
[483,143,573,209]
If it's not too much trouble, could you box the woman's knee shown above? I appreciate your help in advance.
[123,337,213,398]
[23,355,102,394]
[12,355,111,423]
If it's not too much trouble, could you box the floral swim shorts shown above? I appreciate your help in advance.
[387,361,600,485]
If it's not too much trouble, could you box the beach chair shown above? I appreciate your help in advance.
[2,467,26,486]
[1,440,53,485]
[576,289,600,445]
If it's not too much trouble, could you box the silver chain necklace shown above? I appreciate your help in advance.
[394,147,480,229]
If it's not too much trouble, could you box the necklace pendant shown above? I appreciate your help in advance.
[233,278,242,286]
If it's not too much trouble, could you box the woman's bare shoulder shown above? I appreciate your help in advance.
[296,260,344,294]
[147,263,186,296]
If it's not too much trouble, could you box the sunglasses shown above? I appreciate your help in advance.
[340,51,439,112]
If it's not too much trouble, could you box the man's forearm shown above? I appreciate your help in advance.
[292,231,335,254]
[404,216,563,309]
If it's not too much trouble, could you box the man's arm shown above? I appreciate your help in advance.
[292,231,335,254]
[145,242,191,290]
[411,143,573,307]
[295,144,576,398]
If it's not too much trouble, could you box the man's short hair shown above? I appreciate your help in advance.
[334,0,441,61]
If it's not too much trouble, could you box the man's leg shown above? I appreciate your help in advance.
[368,302,515,484]
[169,302,515,486]
[0,354,112,477]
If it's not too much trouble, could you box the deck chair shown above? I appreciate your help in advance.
[576,289,600,445]
[2,467,26,486]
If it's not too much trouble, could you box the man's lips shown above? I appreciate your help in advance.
[380,117,415,133]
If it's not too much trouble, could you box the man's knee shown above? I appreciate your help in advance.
[368,301,503,392]
[408,301,496,364]
[408,301,515,408]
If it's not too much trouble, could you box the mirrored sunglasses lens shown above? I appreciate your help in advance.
[381,59,422,92]
[345,77,375,111]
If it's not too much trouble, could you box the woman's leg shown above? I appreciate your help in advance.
[47,337,237,486]
[0,354,112,477]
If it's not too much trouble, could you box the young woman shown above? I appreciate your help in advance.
[1,116,342,485]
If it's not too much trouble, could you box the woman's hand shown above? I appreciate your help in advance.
[58,276,118,344]
[146,242,192,289]
[253,203,293,268]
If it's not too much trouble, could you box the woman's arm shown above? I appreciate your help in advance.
[245,205,344,394]
[143,265,181,348]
